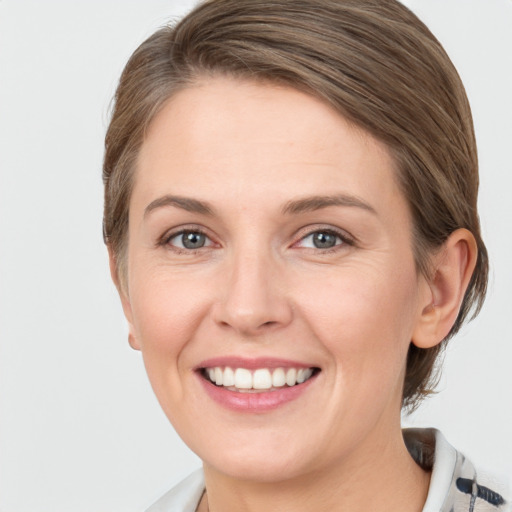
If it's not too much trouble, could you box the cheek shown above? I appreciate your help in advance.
[128,270,212,377]
[297,262,419,382]
[127,271,217,428]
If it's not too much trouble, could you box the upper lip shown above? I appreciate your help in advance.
[195,356,319,370]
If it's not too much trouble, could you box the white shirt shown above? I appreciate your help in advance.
[146,429,510,512]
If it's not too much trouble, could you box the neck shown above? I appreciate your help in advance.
[199,427,430,512]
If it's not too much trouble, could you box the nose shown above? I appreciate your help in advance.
[212,248,293,337]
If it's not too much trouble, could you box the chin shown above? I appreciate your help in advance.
[203,449,314,484]
[181,423,319,483]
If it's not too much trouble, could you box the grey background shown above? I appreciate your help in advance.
[0,0,510,510]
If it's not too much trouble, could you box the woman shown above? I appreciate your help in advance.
[103,1,509,510]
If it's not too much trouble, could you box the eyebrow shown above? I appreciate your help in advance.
[144,195,214,217]
[281,194,377,215]
[144,193,376,218]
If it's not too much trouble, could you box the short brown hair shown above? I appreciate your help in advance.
[103,0,488,409]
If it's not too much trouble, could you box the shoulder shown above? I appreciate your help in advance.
[404,428,510,512]
[145,469,205,512]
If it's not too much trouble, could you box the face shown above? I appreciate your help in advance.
[120,78,431,481]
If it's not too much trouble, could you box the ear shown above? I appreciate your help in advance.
[107,246,141,351]
[412,229,478,349]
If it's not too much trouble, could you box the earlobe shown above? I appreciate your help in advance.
[128,332,141,351]
[107,245,141,351]
[412,229,478,349]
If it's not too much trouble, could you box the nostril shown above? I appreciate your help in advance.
[211,288,294,334]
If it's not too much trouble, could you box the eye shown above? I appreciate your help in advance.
[297,229,346,250]
[167,230,213,250]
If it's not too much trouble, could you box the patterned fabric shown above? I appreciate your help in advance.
[404,429,510,512]
[146,429,510,512]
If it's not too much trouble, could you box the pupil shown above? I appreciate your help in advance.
[313,232,336,248]
[182,232,205,249]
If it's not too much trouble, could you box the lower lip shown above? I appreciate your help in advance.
[197,373,317,412]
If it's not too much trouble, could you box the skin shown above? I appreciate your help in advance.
[111,78,477,512]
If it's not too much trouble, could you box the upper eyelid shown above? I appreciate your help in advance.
[159,225,213,247]
[293,225,355,244]
[169,230,211,243]
[301,230,343,242]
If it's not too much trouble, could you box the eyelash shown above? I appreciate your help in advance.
[293,226,354,253]
[158,226,354,254]
[158,227,213,254]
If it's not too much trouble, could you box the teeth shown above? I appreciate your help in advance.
[272,368,286,388]
[223,366,235,387]
[204,366,316,390]
[297,368,313,383]
[253,369,272,389]
[234,368,252,389]
[285,368,297,386]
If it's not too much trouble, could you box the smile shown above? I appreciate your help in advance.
[196,358,321,411]
[202,366,317,392]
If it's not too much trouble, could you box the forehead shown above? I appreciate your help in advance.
[133,77,405,221]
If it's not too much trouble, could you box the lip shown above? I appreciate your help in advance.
[195,357,320,412]
[195,356,315,371]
